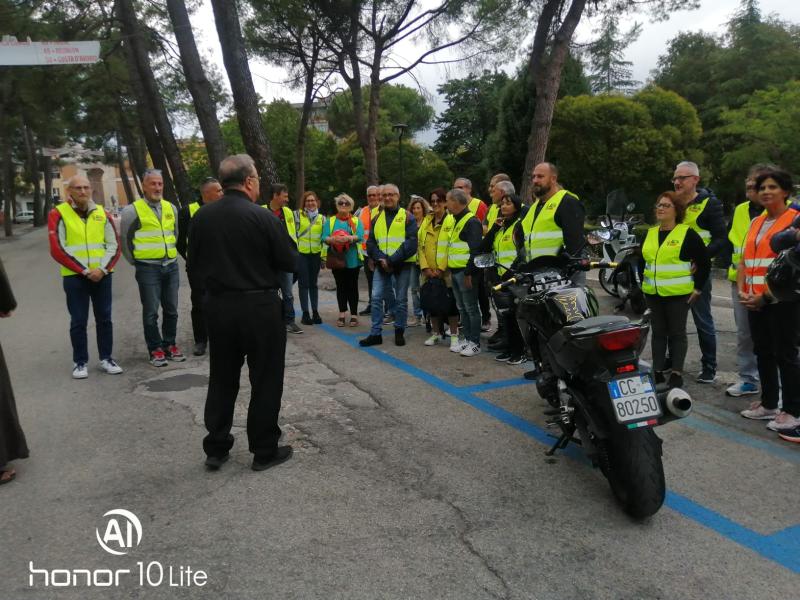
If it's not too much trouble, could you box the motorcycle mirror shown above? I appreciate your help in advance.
[474,253,496,268]
[626,202,636,213]
[600,215,611,228]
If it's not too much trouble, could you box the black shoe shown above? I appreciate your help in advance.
[668,372,684,389]
[252,446,293,471]
[696,367,717,384]
[301,312,314,326]
[359,334,382,347]
[193,341,207,356]
[654,371,666,385]
[495,352,512,362]
[507,355,526,365]
[204,453,229,471]
[358,307,371,316]
[524,368,539,380]
[312,312,323,324]
[395,329,405,347]
[287,322,304,334]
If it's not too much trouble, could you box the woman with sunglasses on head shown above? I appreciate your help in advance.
[408,196,431,328]
[295,191,326,326]
[478,182,527,364]
[322,194,365,327]
[641,191,710,389]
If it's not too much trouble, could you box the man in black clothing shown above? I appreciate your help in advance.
[177,178,223,356]
[187,154,297,472]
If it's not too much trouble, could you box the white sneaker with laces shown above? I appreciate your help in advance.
[450,337,468,353]
[460,343,481,357]
[766,412,800,431]
[100,358,123,375]
[424,334,441,346]
[740,402,780,420]
[72,363,88,379]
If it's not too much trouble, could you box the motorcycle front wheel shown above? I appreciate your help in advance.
[598,268,619,297]
[603,428,665,519]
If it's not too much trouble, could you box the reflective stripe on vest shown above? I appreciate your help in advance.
[132,199,177,260]
[373,208,414,263]
[446,211,476,269]
[641,224,693,296]
[727,200,755,282]
[493,223,517,276]
[684,197,711,245]
[521,189,568,261]
[56,203,109,277]
[295,211,324,254]
[188,202,200,218]
[742,208,800,295]
[486,204,499,231]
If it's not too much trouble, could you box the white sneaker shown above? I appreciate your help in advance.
[424,334,441,346]
[72,363,88,379]
[766,412,800,431]
[100,358,123,375]
[740,402,780,420]
[460,343,481,357]
[450,337,468,353]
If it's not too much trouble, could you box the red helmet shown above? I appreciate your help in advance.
[330,228,351,253]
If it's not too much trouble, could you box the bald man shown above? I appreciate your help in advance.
[48,175,122,379]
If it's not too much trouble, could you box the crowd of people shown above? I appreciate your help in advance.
[5,154,800,484]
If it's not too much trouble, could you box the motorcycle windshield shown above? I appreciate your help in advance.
[605,189,629,219]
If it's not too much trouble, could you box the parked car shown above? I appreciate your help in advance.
[13,210,34,224]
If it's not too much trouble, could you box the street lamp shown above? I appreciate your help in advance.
[392,123,407,202]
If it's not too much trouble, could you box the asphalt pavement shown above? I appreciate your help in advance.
[0,226,797,599]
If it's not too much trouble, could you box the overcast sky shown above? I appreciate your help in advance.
[189,0,800,143]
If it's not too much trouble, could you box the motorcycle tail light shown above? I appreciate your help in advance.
[597,327,641,351]
[616,364,636,373]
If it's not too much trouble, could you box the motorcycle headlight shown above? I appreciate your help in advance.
[588,229,612,244]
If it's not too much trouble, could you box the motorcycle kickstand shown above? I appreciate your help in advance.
[545,432,575,456]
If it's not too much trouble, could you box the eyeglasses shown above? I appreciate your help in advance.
[430,198,443,204]
[671,175,695,183]
[247,174,260,182]
[336,201,350,207]
[70,186,90,191]
[454,185,466,190]
[381,193,397,197]
[655,203,674,209]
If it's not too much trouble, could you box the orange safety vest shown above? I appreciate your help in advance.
[359,205,373,252]
[742,207,799,295]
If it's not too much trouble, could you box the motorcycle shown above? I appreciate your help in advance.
[588,200,646,314]
[476,252,693,519]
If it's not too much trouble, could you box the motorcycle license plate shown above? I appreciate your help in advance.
[607,374,661,425]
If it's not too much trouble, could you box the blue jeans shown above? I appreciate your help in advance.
[370,265,411,335]
[690,277,717,372]
[134,261,179,352]
[63,274,114,364]
[451,270,481,345]
[297,253,321,314]
[410,265,423,319]
[279,271,295,322]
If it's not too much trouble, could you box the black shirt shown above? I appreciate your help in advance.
[176,198,204,260]
[187,190,298,294]
[688,188,727,259]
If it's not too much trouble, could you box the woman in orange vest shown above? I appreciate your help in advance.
[738,168,800,433]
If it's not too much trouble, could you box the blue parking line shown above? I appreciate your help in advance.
[460,378,532,393]
[320,323,800,574]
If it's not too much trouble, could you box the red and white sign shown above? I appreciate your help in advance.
[0,36,100,66]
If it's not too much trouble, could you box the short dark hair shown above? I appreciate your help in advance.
[270,183,288,198]
[755,168,794,194]
[428,187,448,204]
[218,155,256,187]
[655,191,685,223]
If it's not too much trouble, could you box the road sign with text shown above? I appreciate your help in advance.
[0,37,100,66]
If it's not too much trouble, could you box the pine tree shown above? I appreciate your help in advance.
[586,14,642,95]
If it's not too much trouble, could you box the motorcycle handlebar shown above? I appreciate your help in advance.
[492,277,518,292]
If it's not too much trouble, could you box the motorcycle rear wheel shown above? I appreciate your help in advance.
[598,268,619,297]
[604,428,665,519]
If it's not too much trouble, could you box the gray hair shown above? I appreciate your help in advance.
[66,173,90,187]
[366,185,379,194]
[448,188,469,206]
[495,180,515,195]
[142,168,163,181]
[218,154,256,187]
[676,161,700,176]
[334,193,355,209]
[491,173,511,184]
[382,183,399,194]
[454,177,472,189]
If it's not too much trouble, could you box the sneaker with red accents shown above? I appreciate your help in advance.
[149,348,168,367]
[778,427,800,443]
[166,345,186,362]
[766,412,800,432]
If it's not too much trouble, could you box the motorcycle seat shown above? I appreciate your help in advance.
[565,315,629,332]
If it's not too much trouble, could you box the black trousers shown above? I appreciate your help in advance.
[203,291,286,458]
[748,301,800,415]
[503,307,525,356]
[644,293,691,373]
[190,284,207,344]
[476,270,491,324]
[332,266,360,314]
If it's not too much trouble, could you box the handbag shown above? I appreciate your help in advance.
[420,277,450,316]
[326,248,347,270]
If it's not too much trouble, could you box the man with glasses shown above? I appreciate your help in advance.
[188,154,297,472]
[672,161,727,383]
[265,183,301,334]
[359,183,417,347]
[48,174,122,378]
[177,177,224,356]
[120,169,185,366]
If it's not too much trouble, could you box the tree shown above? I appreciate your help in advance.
[165,0,227,175]
[586,13,642,94]
[210,0,279,195]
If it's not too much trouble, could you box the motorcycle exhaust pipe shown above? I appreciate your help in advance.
[656,387,693,423]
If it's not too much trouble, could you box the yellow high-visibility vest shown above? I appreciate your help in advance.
[446,211,478,269]
[56,203,109,277]
[295,211,325,255]
[373,208,414,264]
[520,189,568,261]
[642,225,693,296]
[684,197,711,246]
[132,199,177,260]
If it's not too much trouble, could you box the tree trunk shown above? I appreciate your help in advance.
[42,152,53,215]
[520,0,587,202]
[117,0,194,207]
[209,0,278,198]
[2,142,15,237]
[363,73,382,186]
[22,120,43,227]
[116,132,135,206]
[166,0,227,175]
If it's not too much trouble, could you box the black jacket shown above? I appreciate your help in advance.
[689,188,727,259]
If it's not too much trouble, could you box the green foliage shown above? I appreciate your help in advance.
[327,84,435,142]
[586,14,642,94]
[378,142,453,202]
